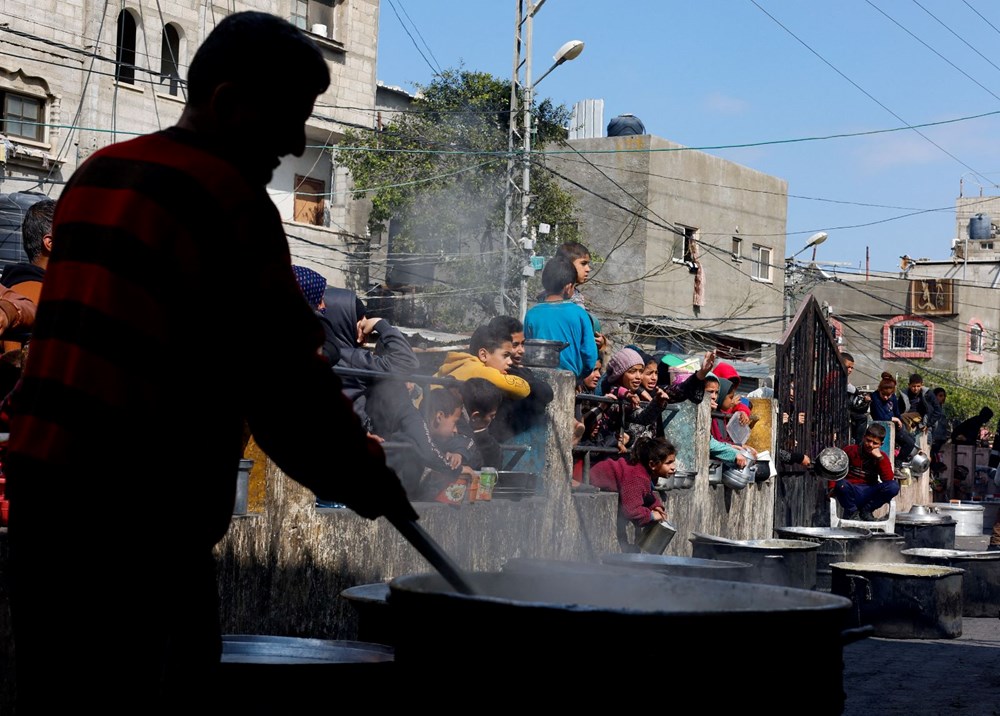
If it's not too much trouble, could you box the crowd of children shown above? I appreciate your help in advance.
[293,240,768,553]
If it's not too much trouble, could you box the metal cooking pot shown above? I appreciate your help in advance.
[814,447,850,481]
[388,570,859,713]
[830,562,964,639]
[721,450,756,490]
[894,505,957,550]
[220,635,394,710]
[689,533,819,590]
[905,452,931,476]
[635,519,677,554]
[521,339,569,368]
[600,553,754,581]
[773,526,872,592]
[340,582,394,646]
[901,548,1000,617]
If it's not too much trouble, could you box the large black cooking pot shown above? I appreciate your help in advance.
[689,534,819,590]
[830,562,964,639]
[388,571,859,713]
[600,553,754,581]
[219,635,394,710]
[773,526,871,592]
[340,582,393,646]
[901,548,1000,617]
[894,507,957,550]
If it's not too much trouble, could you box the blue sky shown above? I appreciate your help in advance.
[375,0,1000,275]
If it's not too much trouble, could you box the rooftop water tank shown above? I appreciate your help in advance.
[968,213,992,241]
[607,114,645,137]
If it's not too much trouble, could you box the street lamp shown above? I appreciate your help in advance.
[788,231,828,261]
[500,0,584,320]
[783,231,830,328]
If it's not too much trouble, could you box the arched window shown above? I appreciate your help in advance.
[967,319,985,363]
[882,315,933,359]
[160,24,181,96]
[115,10,137,84]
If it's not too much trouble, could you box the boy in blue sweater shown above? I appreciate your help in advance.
[524,255,598,382]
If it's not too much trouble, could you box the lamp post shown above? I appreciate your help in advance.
[500,0,583,320]
[783,231,830,328]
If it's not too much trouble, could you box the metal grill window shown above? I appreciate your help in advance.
[890,321,927,351]
[2,92,43,142]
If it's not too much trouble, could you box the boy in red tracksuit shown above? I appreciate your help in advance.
[830,423,898,521]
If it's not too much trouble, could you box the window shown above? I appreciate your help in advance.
[160,24,181,96]
[1,90,43,142]
[731,237,742,260]
[882,315,934,359]
[890,321,926,350]
[115,9,137,84]
[294,175,326,226]
[982,242,994,250]
[751,244,772,282]
[968,320,985,363]
[291,0,336,37]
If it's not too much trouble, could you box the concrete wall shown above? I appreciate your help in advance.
[545,134,788,343]
[214,368,779,640]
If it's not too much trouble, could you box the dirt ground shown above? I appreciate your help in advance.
[842,617,999,715]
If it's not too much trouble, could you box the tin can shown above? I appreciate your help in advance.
[478,468,498,501]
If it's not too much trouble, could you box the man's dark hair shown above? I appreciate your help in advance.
[840,352,854,362]
[540,255,577,296]
[865,423,887,440]
[488,315,523,341]
[459,377,502,416]
[908,373,923,384]
[21,199,56,263]
[933,387,946,399]
[186,12,330,107]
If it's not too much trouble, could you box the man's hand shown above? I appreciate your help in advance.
[443,452,462,470]
[801,455,812,467]
[356,316,381,344]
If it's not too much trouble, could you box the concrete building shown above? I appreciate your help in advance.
[0,0,381,289]
[805,198,1000,389]
[545,131,789,354]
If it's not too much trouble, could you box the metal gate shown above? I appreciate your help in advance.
[774,295,850,528]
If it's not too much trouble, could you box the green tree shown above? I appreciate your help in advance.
[921,368,1000,426]
[338,67,579,330]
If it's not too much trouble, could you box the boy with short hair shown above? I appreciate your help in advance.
[523,254,598,382]
[832,423,899,521]
[434,323,531,400]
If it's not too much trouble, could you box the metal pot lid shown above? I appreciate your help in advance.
[935,503,985,512]
[775,526,872,540]
[903,547,1000,561]
[895,509,955,524]
[814,447,850,480]
[828,562,964,578]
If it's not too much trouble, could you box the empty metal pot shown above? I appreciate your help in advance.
[636,519,677,554]
[901,548,1000,617]
[830,562,964,639]
[600,553,754,581]
[689,533,819,590]
[773,526,872,592]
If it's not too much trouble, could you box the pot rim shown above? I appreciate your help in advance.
[829,561,965,577]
